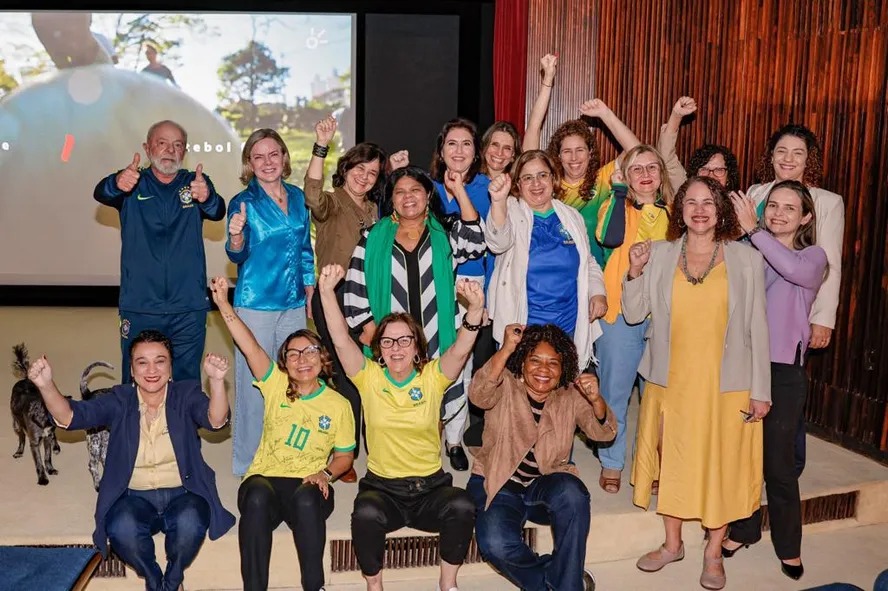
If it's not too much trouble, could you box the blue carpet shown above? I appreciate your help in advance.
[0,546,98,591]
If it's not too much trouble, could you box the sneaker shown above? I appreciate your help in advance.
[583,568,596,591]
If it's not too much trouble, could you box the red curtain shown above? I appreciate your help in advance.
[493,0,530,127]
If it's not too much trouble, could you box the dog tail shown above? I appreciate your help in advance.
[12,343,29,379]
[80,361,115,399]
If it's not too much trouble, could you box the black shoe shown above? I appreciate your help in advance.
[447,445,469,471]
[583,568,596,591]
[720,540,749,558]
[780,561,804,580]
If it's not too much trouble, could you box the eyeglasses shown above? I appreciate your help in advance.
[518,171,552,185]
[284,345,321,361]
[698,166,728,178]
[627,163,661,177]
[379,335,416,349]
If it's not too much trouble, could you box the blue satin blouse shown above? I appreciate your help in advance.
[225,179,315,310]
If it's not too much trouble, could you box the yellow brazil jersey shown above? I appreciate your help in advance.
[351,358,453,478]
[245,364,356,479]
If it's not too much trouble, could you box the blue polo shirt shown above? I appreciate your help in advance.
[526,209,579,335]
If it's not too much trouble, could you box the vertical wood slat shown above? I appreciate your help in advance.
[523,0,888,462]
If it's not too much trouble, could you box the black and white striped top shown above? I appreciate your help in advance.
[505,395,546,491]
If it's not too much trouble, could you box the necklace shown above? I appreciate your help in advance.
[680,234,720,285]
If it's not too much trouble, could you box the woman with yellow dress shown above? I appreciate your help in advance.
[621,176,771,590]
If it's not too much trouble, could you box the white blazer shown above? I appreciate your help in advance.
[485,198,606,369]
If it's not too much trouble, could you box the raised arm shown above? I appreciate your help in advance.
[469,323,523,409]
[225,198,250,264]
[579,99,640,153]
[621,239,653,323]
[26,356,74,427]
[305,116,338,222]
[439,279,485,380]
[210,277,272,378]
[443,170,479,222]
[522,54,558,151]
[658,97,696,191]
[484,173,514,253]
[191,166,226,221]
[319,264,366,377]
[202,353,231,429]
[94,153,141,209]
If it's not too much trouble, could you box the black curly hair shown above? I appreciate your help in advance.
[505,324,579,388]
[687,144,741,192]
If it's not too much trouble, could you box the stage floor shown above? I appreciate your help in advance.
[3,307,888,590]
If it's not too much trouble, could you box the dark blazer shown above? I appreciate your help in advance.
[621,239,771,402]
[67,380,235,555]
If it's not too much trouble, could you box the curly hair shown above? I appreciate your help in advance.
[331,142,387,205]
[504,324,579,389]
[480,121,521,176]
[371,313,430,372]
[546,119,600,200]
[429,118,482,184]
[276,330,335,401]
[760,180,818,250]
[754,124,824,187]
[509,150,564,201]
[666,176,742,242]
[687,144,741,192]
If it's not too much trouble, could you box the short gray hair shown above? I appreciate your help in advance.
[146,120,188,145]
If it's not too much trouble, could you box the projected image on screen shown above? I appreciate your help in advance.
[0,11,355,286]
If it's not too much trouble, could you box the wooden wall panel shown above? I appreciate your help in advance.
[525,0,888,461]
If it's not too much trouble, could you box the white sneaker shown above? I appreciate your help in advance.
[583,568,596,591]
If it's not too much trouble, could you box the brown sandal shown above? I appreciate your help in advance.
[651,479,659,496]
[599,469,621,494]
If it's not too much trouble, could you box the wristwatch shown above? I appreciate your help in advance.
[323,468,334,483]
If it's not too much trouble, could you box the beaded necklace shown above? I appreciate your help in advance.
[680,234,720,285]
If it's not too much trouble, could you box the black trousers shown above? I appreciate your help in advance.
[351,470,476,576]
[729,361,807,559]
[311,286,363,457]
[238,475,334,591]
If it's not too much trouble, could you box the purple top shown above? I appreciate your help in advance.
[749,231,827,365]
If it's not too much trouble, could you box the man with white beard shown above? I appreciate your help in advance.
[94,119,227,383]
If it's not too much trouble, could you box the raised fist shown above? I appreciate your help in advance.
[672,96,698,117]
[315,116,337,146]
[488,173,511,203]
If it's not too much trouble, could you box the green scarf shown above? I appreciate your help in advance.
[363,216,457,356]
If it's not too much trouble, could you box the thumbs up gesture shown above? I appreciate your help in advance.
[190,163,209,203]
[116,153,141,192]
[229,202,247,237]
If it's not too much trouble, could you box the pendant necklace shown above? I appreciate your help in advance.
[680,234,720,285]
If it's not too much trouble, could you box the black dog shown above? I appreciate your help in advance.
[11,344,61,485]
[80,360,113,491]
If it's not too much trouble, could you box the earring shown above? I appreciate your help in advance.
[391,210,400,223]
[413,354,421,364]
[378,356,386,367]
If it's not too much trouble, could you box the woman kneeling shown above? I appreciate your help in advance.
[211,278,355,591]
[28,330,235,591]
[467,324,616,591]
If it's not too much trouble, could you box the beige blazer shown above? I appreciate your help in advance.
[748,182,844,329]
[621,240,771,402]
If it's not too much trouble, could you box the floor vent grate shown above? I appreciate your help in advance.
[330,528,537,573]
[16,544,127,578]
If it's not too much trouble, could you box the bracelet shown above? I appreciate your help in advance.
[541,82,553,87]
[312,143,329,158]
[746,226,762,238]
[462,315,483,332]
[323,468,334,482]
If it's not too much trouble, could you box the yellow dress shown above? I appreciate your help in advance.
[631,264,763,528]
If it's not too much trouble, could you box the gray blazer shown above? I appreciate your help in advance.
[621,239,771,403]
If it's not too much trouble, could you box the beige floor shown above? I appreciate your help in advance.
[3,306,888,590]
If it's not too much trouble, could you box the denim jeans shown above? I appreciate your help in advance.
[231,307,307,476]
[594,314,649,471]
[467,473,591,591]
[105,487,210,591]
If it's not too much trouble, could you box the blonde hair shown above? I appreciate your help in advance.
[621,144,674,206]
[240,128,292,185]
